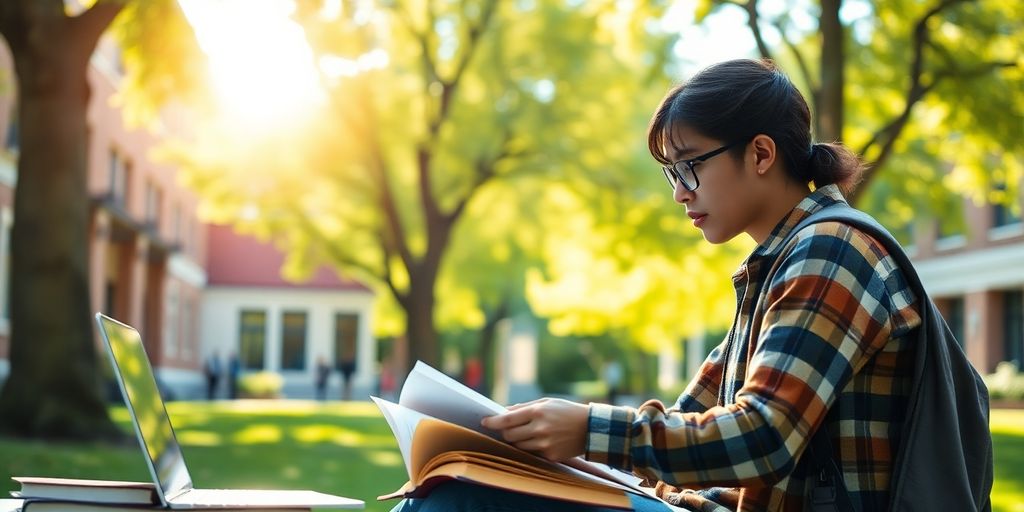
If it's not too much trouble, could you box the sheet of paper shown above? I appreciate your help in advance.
[399,361,506,439]
[371,396,430,478]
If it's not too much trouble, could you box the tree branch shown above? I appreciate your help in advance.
[353,79,415,275]
[743,0,774,61]
[439,0,498,125]
[393,3,440,86]
[773,17,817,112]
[417,0,500,258]
[69,1,123,52]
[852,0,970,201]
[287,208,383,287]
[377,229,409,308]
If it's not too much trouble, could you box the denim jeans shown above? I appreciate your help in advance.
[389,481,680,512]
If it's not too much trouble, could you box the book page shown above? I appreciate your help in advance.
[562,458,649,493]
[412,417,649,497]
[399,361,506,439]
[371,396,430,478]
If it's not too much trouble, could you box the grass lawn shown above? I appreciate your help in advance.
[2,403,1022,511]
[992,409,1024,512]
[0,401,406,512]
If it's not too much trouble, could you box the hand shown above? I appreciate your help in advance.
[480,397,589,462]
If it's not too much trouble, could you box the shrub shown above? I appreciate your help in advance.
[238,371,284,399]
[984,362,1024,401]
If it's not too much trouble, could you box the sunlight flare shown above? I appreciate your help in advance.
[178,0,326,128]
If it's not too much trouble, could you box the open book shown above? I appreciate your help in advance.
[372,361,655,510]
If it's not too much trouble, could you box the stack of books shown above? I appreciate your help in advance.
[6,477,309,512]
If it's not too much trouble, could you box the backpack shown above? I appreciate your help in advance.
[779,204,994,512]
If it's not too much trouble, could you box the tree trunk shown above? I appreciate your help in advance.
[0,5,120,439]
[817,0,844,143]
[402,270,440,379]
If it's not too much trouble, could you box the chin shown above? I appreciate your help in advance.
[700,227,737,245]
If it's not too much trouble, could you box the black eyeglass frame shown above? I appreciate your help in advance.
[661,141,743,191]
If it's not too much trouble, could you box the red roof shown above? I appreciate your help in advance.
[205,224,370,291]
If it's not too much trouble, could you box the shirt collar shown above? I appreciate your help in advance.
[751,184,847,258]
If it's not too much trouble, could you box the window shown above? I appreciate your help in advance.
[109,149,131,208]
[993,203,1021,228]
[992,183,1022,229]
[1005,290,1024,369]
[946,297,966,348]
[334,313,359,369]
[281,311,308,370]
[145,179,163,226]
[239,310,266,370]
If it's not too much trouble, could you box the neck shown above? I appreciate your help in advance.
[747,182,812,245]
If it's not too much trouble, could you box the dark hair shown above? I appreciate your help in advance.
[647,59,863,196]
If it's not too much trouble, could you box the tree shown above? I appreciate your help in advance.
[173,0,676,376]
[0,0,204,439]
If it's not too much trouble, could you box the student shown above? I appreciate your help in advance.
[392,58,926,512]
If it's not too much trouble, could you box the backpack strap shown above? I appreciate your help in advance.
[805,421,853,512]
[782,202,993,512]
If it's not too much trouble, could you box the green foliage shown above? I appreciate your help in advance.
[841,0,1024,219]
[168,0,709,351]
[164,0,1022,363]
[107,0,211,127]
[985,362,1024,401]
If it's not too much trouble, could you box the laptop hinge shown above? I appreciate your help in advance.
[167,485,194,501]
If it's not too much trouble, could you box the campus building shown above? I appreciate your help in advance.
[911,194,1024,374]
[0,37,376,400]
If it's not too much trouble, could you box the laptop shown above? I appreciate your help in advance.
[94,313,364,509]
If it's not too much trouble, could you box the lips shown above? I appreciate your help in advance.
[687,211,707,228]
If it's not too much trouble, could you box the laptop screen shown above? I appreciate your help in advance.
[96,313,192,501]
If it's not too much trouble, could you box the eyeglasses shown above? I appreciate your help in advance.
[661,141,741,191]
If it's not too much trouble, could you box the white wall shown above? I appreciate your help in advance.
[915,242,1024,297]
[200,286,376,398]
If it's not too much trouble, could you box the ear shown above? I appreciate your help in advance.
[749,134,776,175]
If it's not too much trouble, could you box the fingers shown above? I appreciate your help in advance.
[507,398,546,411]
[481,407,533,430]
[499,422,536,444]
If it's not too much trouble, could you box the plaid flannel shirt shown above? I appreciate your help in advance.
[586,185,922,511]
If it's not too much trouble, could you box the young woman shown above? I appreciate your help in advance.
[392,59,921,512]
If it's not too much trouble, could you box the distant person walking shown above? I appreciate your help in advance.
[203,352,221,400]
[227,352,240,399]
[315,355,331,401]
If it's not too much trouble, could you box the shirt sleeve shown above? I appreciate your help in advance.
[675,339,728,413]
[584,222,919,488]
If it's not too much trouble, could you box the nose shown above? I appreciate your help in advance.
[673,181,693,204]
